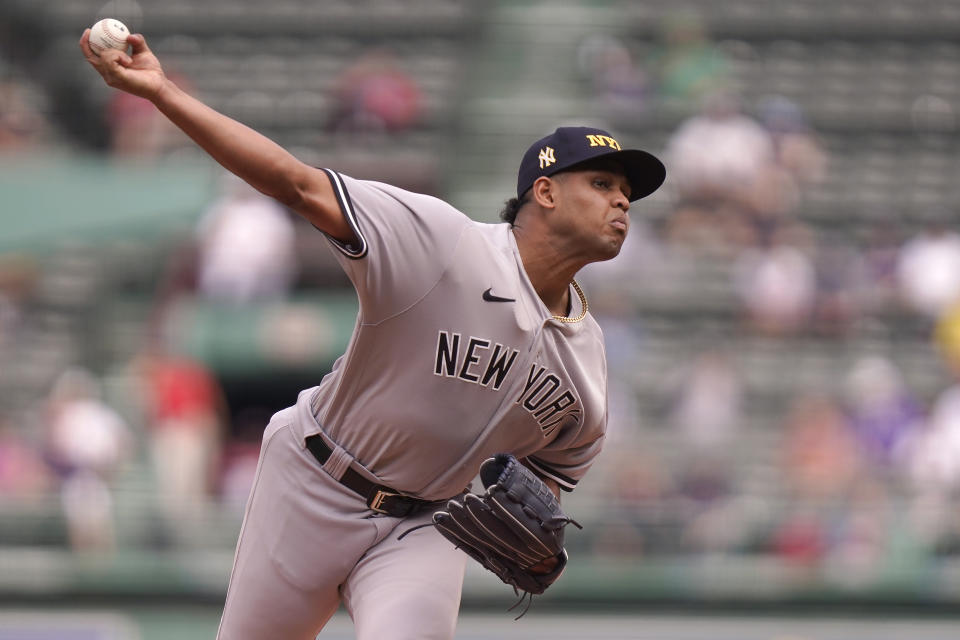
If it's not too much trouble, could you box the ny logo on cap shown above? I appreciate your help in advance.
[585,134,621,150]
[538,146,556,169]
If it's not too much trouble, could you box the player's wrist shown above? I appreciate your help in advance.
[149,75,177,107]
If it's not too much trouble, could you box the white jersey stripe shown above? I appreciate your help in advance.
[321,168,368,259]
[525,457,578,492]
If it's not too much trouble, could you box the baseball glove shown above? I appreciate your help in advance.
[432,454,581,599]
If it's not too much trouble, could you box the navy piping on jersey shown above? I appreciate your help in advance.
[526,457,577,492]
[319,168,368,260]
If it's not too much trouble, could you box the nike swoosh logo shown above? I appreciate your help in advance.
[482,288,515,303]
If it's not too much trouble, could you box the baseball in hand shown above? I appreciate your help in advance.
[88,19,130,56]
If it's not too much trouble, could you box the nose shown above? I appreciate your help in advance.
[614,191,629,212]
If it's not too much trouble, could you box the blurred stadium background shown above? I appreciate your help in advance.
[2,0,960,638]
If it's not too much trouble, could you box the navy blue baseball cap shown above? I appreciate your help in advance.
[516,126,666,202]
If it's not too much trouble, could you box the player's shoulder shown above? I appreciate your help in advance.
[335,172,470,221]
[468,218,513,241]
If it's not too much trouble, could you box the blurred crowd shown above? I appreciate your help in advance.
[575,13,960,582]
[0,35,427,551]
[0,174,304,550]
[2,38,424,159]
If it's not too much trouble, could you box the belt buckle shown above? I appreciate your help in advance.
[368,488,401,514]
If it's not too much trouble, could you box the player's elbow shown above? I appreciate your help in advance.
[265,159,310,209]
[268,163,321,215]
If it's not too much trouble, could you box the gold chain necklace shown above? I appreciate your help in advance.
[552,280,588,323]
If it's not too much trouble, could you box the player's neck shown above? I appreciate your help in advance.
[512,226,579,317]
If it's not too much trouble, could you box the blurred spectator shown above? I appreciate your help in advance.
[666,348,743,455]
[904,381,960,552]
[195,174,298,304]
[781,394,864,502]
[328,49,423,135]
[576,34,649,118]
[907,383,960,496]
[665,90,775,208]
[834,479,933,589]
[744,96,829,224]
[896,219,960,319]
[772,505,829,566]
[42,369,132,552]
[658,348,748,554]
[0,420,52,497]
[810,241,867,337]
[0,255,38,349]
[858,223,905,314]
[935,302,960,376]
[777,479,895,576]
[592,449,674,557]
[137,346,225,542]
[841,356,924,471]
[646,11,730,106]
[758,96,828,187]
[662,90,779,255]
[0,73,53,152]
[663,199,757,256]
[733,224,817,336]
[772,393,866,565]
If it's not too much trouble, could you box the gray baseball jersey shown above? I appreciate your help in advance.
[305,169,609,500]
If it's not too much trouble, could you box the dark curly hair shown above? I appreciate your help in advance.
[499,192,530,225]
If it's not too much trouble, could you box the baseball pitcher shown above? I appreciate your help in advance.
[80,28,665,640]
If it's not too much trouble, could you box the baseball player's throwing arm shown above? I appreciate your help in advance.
[78,29,354,244]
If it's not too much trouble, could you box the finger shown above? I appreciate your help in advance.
[99,48,130,68]
[127,33,150,55]
[78,29,97,62]
[93,51,132,87]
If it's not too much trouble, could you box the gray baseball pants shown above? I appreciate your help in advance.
[216,405,467,639]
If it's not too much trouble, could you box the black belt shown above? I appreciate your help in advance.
[304,434,439,518]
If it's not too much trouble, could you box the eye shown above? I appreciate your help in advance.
[593,178,610,189]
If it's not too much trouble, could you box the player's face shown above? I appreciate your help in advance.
[550,164,632,261]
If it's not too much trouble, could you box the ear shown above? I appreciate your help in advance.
[531,176,557,209]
